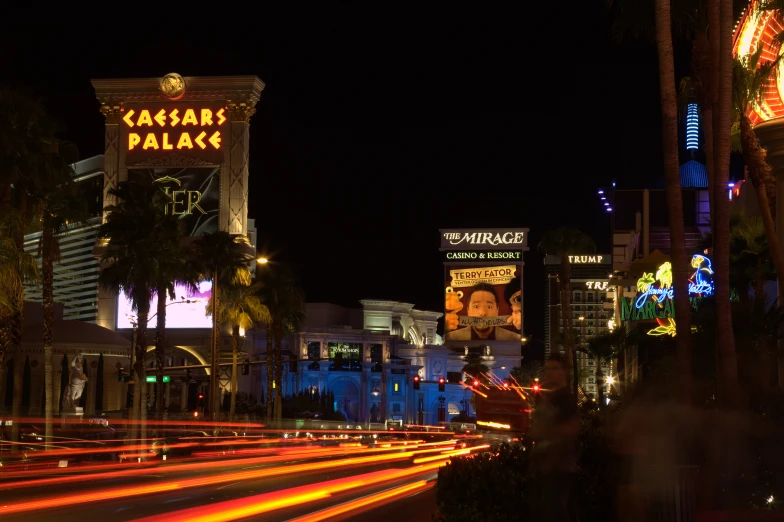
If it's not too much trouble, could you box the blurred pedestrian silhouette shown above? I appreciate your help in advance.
[529,352,580,521]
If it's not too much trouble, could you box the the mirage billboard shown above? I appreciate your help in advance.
[444,263,522,341]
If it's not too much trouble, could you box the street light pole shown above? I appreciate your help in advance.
[210,268,219,422]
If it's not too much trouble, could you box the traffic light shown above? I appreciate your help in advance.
[473,379,480,388]
[502,381,509,389]
[532,382,540,393]
[198,393,205,409]
[242,359,250,375]
[438,377,445,392]
[118,368,131,382]
[413,375,420,390]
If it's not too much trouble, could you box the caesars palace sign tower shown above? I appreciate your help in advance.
[91,73,264,330]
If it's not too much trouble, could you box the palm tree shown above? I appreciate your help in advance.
[537,227,595,401]
[193,231,252,421]
[212,280,270,421]
[654,0,696,406]
[98,177,174,437]
[33,147,87,445]
[150,221,199,417]
[728,214,772,303]
[710,0,739,407]
[0,206,38,420]
[731,47,784,308]
[0,206,38,318]
[461,352,490,385]
[257,263,306,422]
[509,361,543,388]
[0,87,58,445]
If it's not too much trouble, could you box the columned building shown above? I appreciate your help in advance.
[252,300,521,427]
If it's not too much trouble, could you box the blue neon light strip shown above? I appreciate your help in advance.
[686,103,699,150]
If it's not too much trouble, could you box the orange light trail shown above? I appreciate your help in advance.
[0,445,452,513]
[130,462,446,522]
[285,480,433,522]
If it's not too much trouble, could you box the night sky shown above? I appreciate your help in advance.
[0,9,669,342]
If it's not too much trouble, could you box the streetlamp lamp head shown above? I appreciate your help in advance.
[579,316,585,321]
[257,257,269,264]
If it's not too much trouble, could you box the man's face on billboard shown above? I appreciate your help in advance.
[468,290,498,333]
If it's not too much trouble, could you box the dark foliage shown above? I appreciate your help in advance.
[281,390,346,421]
[434,442,531,522]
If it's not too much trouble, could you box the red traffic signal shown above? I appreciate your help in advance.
[438,377,445,392]
[503,382,509,389]
[532,383,540,393]
[413,375,421,390]
[473,379,479,387]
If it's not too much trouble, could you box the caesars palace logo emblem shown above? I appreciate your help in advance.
[160,72,186,100]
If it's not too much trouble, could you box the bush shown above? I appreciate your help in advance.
[434,442,531,521]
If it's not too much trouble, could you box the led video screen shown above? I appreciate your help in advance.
[116,280,213,329]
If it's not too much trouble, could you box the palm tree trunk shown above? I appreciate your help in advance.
[713,0,739,407]
[655,0,694,405]
[559,258,577,400]
[704,108,716,230]
[740,116,784,306]
[134,299,150,442]
[42,223,55,447]
[10,190,28,447]
[265,323,273,422]
[596,358,605,409]
[129,326,138,442]
[154,285,167,418]
[230,325,239,422]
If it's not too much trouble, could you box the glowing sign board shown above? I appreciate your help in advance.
[620,254,714,337]
[122,102,227,164]
[440,229,529,251]
[129,168,219,236]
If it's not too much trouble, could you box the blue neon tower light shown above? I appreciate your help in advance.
[686,103,699,150]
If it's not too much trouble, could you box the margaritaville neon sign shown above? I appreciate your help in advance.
[634,255,714,309]
[620,254,714,336]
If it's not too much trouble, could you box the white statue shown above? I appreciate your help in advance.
[62,354,87,410]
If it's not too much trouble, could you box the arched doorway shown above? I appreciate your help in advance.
[328,378,360,422]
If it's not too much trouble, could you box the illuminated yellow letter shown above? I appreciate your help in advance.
[216,108,226,125]
[177,133,193,149]
[171,191,187,215]
[137,110,153,127]
[162,133,173,150]
[154,109,167,126]
[128,133,141,150]
[169,109,180,126]
[182,109,198,126]
[142,133,159,150]
[194,131,207,149]
[201,109,213,126]
[208,131,221,149]
[188,191,207,214]
[123,110,136,127]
